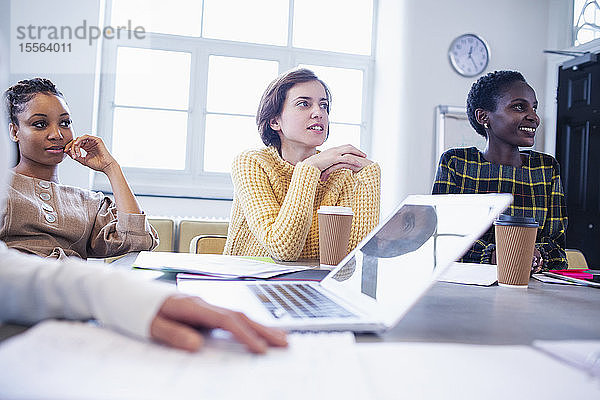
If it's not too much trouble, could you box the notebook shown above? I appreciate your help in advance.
[178,194,512,332]
[543,270,600,288]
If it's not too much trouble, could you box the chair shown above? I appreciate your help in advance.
[190,235,227,254]
[148,218,175,252]
[177,219,229,253]
[104,217,174,263]
[566,248,589,270]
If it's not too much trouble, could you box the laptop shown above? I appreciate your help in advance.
[178,194,512,332]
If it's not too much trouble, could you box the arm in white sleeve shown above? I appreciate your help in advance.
[0,243,176,339]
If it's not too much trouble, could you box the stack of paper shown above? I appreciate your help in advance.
[2,321,600,399]
[133,251,313,279]
[437,262,497,286]
[0,321,369,400]
[532,273,584,285]
[533,340,600,378]
[356,342,600,399]
[541,270,600,288]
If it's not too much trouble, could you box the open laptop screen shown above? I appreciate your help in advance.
[320,194,511,326]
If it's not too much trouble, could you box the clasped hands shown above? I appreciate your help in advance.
[304,144,373,181]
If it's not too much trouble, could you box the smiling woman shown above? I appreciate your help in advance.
[432,70,568,271]
[0,78,158,259]
[223,68,380,261]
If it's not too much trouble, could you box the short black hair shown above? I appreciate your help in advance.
[4,77,64,126]
[466,70,526,137]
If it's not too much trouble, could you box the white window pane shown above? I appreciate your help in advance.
[204,114,263,173]
[318,124,361,151]
[112,108,188,170]
[574,0,587,24]
[207,56,279,115]
[583,3,597,22]
[300,64,363,124]
[203,0,288,45]
[577,28,597,45]
[293,0,373,55]
[111,0,202,36]
[115,47,191,110]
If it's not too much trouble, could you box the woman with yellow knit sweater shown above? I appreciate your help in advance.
[224,69,380,261]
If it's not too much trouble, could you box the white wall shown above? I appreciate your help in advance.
[373,0,573,216]
[3,0,574,219]
[5,0,103,188]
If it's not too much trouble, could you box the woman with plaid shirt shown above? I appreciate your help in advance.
[432,71,567,271]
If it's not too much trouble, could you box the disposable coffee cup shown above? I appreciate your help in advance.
[318,206,353,268]
[494,214,539,288]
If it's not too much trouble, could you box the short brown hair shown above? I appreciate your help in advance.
[256,68,331,152]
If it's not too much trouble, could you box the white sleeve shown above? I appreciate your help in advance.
[0,243,177,339]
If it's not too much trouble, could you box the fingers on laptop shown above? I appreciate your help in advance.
[151,295,288,354]
[213,309,289,354]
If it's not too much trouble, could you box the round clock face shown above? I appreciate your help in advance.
[448,34,490,77]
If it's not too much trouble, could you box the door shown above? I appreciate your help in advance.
[556,58,600,267]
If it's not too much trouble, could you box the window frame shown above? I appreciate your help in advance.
[94,0,377,199]
[573,0,600,46]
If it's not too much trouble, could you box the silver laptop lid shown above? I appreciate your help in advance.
[320,194,512,328]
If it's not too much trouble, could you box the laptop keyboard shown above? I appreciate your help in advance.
[248,283,356,319]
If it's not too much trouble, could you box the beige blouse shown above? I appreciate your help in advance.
[0,171,158,259]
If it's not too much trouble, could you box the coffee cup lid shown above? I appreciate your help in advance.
[493,214,538,228]
[317,206,353,215]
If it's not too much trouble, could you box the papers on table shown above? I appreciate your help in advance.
[533,340,600,379]
[356,342,600,399]
[133,251,313,279]
[542,271,600,288]
[532,273,584,286]
[0,321,370,400]
[2,321,600,400]
[437,262,497,286]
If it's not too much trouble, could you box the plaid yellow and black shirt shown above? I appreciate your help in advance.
[432,147,567,270]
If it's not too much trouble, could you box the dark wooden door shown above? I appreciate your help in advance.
[556,59,600,267]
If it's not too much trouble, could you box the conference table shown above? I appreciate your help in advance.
[377,278,600,345]
[1,255,600,399]
[1,256,600,345]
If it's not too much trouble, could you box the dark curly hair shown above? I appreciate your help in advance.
[466,70,526,137]
[4,78,65,166]
[4,77,64,126]
[256,68,331,152]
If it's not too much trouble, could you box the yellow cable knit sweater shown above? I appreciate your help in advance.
[224,146,381,261]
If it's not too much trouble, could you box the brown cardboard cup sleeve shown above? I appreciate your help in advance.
[494,214,539,288]
[318,206,353,268]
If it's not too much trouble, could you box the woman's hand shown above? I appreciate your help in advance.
[66,135,143,214]
[150,295,288,354]
[532,249,544,274]
[65,135,117,173]
[304,144,373,181]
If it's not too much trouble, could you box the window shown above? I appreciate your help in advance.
[574,0,600,45]
[96,0,376,198]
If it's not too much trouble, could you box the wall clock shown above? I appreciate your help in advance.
[448,33,490,77]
